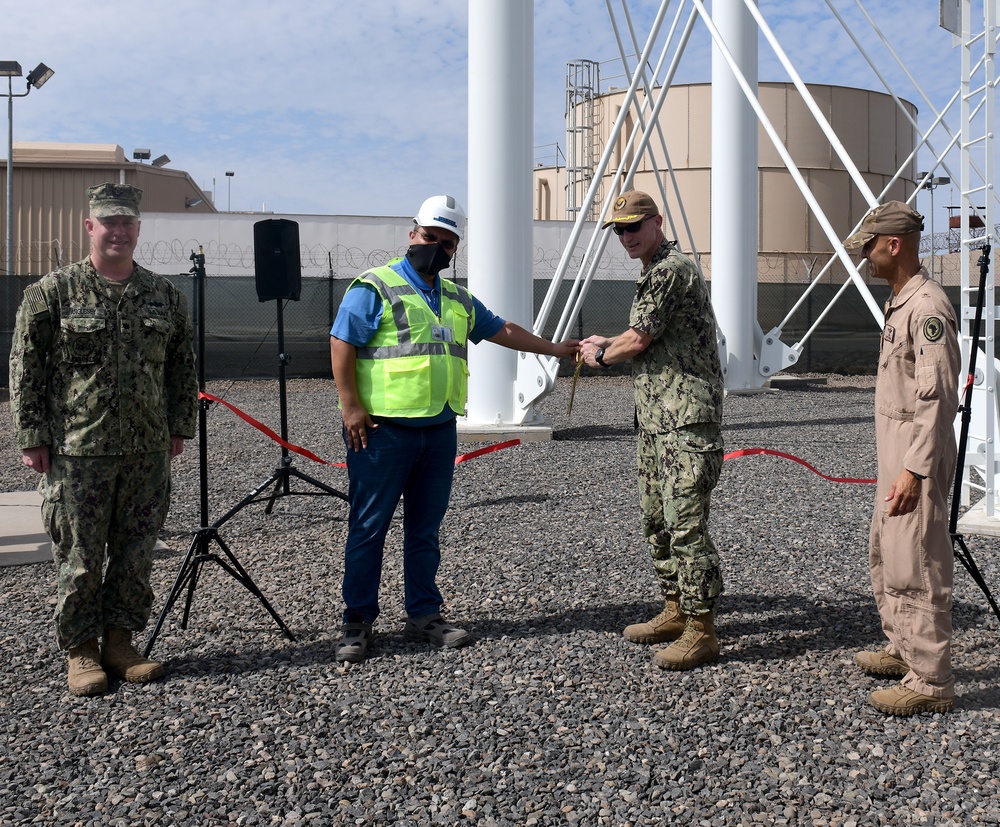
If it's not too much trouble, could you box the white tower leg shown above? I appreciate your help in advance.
[464,0,537,429]
[711,0,763,390]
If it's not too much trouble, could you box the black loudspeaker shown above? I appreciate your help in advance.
[254,219,302,301]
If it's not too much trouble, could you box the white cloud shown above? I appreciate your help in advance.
[3,1,971,216]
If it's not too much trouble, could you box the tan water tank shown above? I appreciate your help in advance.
[534,81,918,255]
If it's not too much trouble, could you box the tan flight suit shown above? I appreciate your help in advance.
[870,267,960,698]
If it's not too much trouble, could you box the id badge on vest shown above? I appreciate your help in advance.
[431,325,454,343]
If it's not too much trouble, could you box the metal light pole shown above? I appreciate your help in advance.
[2,61,53,279]
[5,71,14,281]
[916,172,950,281]
[225,170,234,211]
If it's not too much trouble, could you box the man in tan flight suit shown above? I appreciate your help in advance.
[844,201,960,715]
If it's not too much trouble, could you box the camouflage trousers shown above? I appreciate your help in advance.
[39,452,172,651]
[637,423,724,615]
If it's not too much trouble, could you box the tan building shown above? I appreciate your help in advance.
[533,81,920,282]
[1,142,215,276]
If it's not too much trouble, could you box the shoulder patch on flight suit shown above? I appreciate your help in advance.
[23,284,49,318]
[923,316,945,342]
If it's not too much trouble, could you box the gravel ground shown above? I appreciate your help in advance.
[1,374,998,826]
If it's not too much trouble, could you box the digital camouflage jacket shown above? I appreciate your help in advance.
[629,240,725,433]
[9,258,198,455]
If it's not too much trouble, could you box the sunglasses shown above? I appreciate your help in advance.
[611,216,652,236]
[416,227,458,253]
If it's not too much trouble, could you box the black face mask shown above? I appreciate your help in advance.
[406,243,452,277]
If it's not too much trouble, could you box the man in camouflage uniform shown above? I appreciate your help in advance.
[581,190,725,670]
[9,183,197,696]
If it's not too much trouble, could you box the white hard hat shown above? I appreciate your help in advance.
[414,195,466,241]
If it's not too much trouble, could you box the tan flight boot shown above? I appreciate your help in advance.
[855,648,909,677]
[101,628,165,684]
[870,685,954,716]
[623,597,686,644]
[68,639,108,696]
[653,612,719,670]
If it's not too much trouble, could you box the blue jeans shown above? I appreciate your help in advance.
[341,419,457,624]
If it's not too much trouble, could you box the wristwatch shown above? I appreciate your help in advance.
[595,347,608,367]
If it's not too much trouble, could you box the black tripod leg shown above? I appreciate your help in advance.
[264,474,284,515]
[212,470,289,530]
[145,526,296,657]
[953,534,1000,623]
[286,465,349,501]
[211,532,296,641]
[144,531,207,657]
[180,546,208,630]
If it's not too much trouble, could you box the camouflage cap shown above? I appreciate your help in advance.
[843,200,923,250]
[601,190,660,229]
[87,183,143,219]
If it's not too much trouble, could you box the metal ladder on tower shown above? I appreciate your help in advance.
[954,0,1000,532]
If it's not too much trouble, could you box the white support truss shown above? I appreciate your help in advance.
[517,0,999,471]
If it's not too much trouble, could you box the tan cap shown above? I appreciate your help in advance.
[843,200,923,250]
[601,190,659,229]
[87,183,143,219]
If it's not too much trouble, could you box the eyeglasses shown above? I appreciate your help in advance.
[416,227,458,253]
[611,216,652,236]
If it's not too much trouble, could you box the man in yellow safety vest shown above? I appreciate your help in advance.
[330,195,578,663]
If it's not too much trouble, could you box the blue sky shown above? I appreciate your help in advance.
[5,1,963,220]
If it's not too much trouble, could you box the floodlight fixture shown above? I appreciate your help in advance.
[0,61,22,77]
[133,148,151,161]
[915,172,951,282]
[916,171,950,188]
[26,62,53,89]
[151,154,171,167]
[185,197,203,208]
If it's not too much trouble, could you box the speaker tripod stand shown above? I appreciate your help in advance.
[145,248,304,657]
[950,242,1000,624]
[211,296,348,527]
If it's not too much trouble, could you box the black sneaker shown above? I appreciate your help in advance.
[404,613,471,648]
[335,622,373,663]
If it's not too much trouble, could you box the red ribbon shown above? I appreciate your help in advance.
[199,391,329,464]
[199,391,521,467]
[200,392,863,482]
[455,439,522,465]
[724,447,875,484]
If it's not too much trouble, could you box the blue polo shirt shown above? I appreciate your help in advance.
[331,256,505,425]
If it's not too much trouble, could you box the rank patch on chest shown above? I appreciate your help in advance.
[883,325,895,344]
[923,316,944,342]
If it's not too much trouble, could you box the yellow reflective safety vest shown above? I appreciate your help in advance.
[353,263,476,417]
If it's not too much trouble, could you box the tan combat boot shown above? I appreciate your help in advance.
[653,612,719,670]
[101,628,165,684]
[623,598,686,644]
[870,685,953,716]
[855,648,909,677]
[68,639,108,696]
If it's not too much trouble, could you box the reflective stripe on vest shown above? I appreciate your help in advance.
[354,265,475,417]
